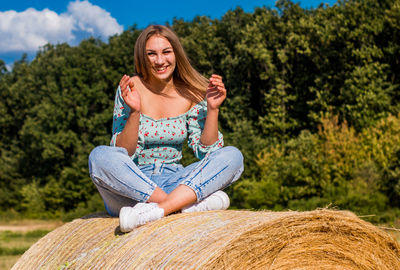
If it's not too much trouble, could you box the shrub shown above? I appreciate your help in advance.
[235,114,400,220]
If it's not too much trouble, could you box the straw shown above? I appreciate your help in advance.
[12,209,400,269]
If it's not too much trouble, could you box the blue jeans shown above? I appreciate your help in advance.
[88,146,244,216]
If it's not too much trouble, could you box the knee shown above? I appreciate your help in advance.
[88,145,116,174]
[217,146,244,169]
[89,146,108,166]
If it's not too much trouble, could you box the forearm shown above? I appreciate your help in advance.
[200,108,219,146]
[115,111,141,156]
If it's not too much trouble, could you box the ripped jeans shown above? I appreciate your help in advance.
[88,146,244,216]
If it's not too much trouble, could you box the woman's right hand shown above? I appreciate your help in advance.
[119,75,141,112]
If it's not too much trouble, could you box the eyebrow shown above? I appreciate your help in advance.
[146,47,173,52]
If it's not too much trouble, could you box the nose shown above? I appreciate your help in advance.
[155,53,165,65]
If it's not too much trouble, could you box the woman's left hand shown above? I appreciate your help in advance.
[206,74,227,110]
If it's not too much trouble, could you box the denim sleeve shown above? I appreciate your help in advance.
[187,100,224,160]
[110,86,131,146]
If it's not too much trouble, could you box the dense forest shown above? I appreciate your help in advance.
[1,0,399,223]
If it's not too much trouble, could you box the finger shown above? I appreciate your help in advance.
[210,75,223,82]
[208,88,226,98]
[206,88,221,97]
[216,86,226,95]
[209,79,224,88]
[121,85,130,97]
[210,74,222,80]
[120,74,129,84]
[208,84,226,95]
[128,78,135,90]
[207,91,221,97]
[119,75,129,89]
[121,81,128,93]
[209,83,225,92]
[121,84,126,95]
[209,78,222,85]
[122,87,128,96]
[216,93,225,100]
[218,90,227,99]
[121,85,128,96]
[212,81,224,88]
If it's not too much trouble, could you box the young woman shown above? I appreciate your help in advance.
[88,25,244,232]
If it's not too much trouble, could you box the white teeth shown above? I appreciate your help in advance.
[156,67,166,71]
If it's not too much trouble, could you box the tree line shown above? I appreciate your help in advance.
[0,0,399,222]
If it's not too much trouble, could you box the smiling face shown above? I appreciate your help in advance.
[145,35,176,83]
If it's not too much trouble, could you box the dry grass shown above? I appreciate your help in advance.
[12,209,400,269]
[0,220,63,270]
[0,255,20,270]
[0,220,63,233]
[0,231,51,270]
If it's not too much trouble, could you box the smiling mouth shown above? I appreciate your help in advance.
[155,66,168,73]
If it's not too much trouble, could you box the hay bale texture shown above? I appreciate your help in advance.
[12,209,400,269]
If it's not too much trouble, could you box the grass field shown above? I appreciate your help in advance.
[0,220,62,270]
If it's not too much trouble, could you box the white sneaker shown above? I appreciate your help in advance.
[119,203,164,232]
[182,190,230,213]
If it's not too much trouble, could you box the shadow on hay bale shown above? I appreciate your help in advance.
[12,209,400,269]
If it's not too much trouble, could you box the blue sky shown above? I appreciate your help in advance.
[0,0,337,69]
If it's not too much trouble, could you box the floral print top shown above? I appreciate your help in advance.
[110,86,224,165]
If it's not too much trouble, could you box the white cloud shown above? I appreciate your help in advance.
[0,0,123,53]
[68,0,123,37]
[0,8,75,51]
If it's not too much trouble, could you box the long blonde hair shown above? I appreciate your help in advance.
[134,25,208,103]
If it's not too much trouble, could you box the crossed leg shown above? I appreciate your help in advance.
[89,145,244,231]
[148,185,196,215]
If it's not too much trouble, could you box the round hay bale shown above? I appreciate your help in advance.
[12,209,400,269]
